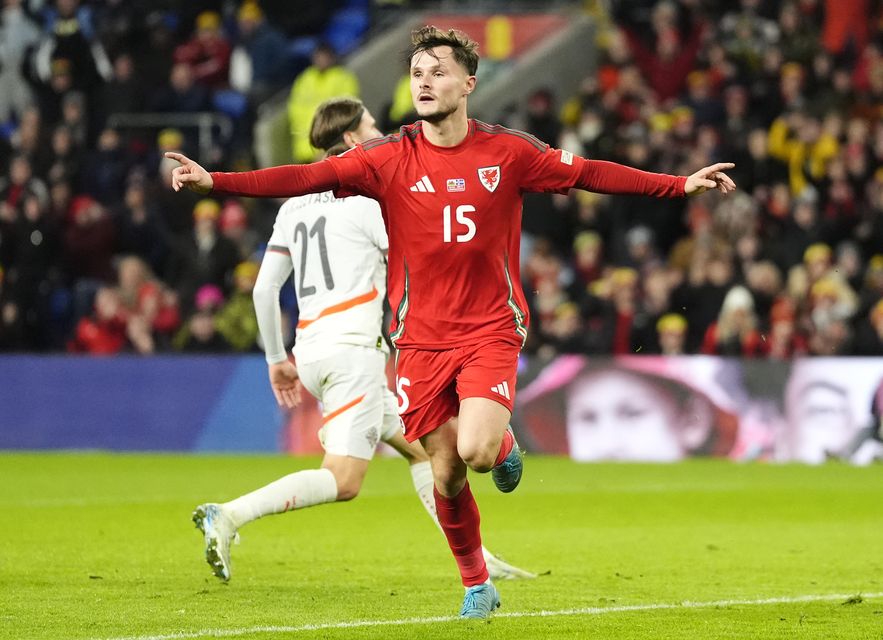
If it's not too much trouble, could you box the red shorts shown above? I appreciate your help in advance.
[394,339,520,442]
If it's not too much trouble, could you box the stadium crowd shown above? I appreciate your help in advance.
[0,0,881,359]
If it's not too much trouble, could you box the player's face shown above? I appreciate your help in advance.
[409,46,475,124]
[350,109,382,145]
[565,370,685,461]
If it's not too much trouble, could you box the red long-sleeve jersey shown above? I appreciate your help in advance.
[212,120,686,350]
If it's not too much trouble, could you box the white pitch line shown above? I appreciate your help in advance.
[97,591,883,640]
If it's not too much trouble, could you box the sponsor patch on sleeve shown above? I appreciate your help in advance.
[560,150,573,166]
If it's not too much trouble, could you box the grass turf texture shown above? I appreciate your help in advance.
[1,454,881,640]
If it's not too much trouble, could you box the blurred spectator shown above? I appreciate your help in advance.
[219,198,259,260]
[97,53,143,127]
[287,43,359,162]
[522,88,562,146]
[599,267,640,355]
[173,10,231,90]
[772,196,822,271]
[5,191,59,349]
[150,62,211,113]
[0,264,26,350]
[214,260,259,351]
[656,313,688,355]
[29,56,73,130]
[166,198,240,311]
[132,11,176,92]
[623,225,661,275]
[702,285,765,357]
[620,7,707,103]
[768,109,838,196]
[808,275,858,336]
[0,0,41,123]
[683,71,724,127]
[43,124,81,186]
[48,178,72,222]
[9,107,46,166]
[777,1,819,65]
[150,128,201,236]
[229,1,289,104]
[67,285,127,354]
[672,253,735,351]
[59,90,88,146]
[62,195,116,282]
[116,255,180,351]
[744,260,783,326]
[571,231,603,289]
[852,299,883,356]
[803,242,833,285]
[630,266,676,352]
[29,0,111,119]
[173,283,232,352]
[113,177,169,276]
[80,128,129,205]
[0,155,49,213]
[720,0,780,72]
[766,298,808,359]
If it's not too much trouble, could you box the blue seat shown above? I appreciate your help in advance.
[323,8,369,57]
[287,36,319,60]
[212,90,249,120]
[0,120,16,141]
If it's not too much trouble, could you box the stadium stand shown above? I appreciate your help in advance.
[0,0,881,358]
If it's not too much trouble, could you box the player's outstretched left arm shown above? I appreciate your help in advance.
[684,162,737,196]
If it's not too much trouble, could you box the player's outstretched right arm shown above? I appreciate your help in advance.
[166,152,214,194]
[164,151,342,199]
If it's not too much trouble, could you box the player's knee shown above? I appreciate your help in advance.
[335,479,361,501]
[458,442,496,473]
[328,470,363,501]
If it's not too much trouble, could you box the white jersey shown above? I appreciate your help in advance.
[254,191,389,365]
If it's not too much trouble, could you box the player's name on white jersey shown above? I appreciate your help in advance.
[290,191,345,207]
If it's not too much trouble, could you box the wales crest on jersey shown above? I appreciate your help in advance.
[477,165,501,193]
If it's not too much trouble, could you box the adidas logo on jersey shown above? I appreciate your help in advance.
[490,380,511,400]
[409,175,435,193]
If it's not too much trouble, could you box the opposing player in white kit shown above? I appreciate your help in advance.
[192,97,534,582]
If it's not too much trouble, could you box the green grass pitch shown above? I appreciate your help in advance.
[1,453,882,639]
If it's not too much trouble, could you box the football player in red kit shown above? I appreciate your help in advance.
[167,26,736,619]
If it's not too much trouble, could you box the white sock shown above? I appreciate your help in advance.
[409,461,443,533]
[223,468,338,530]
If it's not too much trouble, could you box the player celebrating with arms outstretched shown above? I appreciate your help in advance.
[192,97,534,584]
[169,26,736,619]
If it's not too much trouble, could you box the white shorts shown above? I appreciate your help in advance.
[297,346,401,460]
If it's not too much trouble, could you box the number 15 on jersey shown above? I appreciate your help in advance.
[442,205,475,243]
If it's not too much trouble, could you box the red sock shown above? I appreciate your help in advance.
[493,428,514,467]
[434,482,488,586]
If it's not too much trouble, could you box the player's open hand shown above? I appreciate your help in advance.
[685,162,736,196]
[164,151,214,195]
[268,361,301,408]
